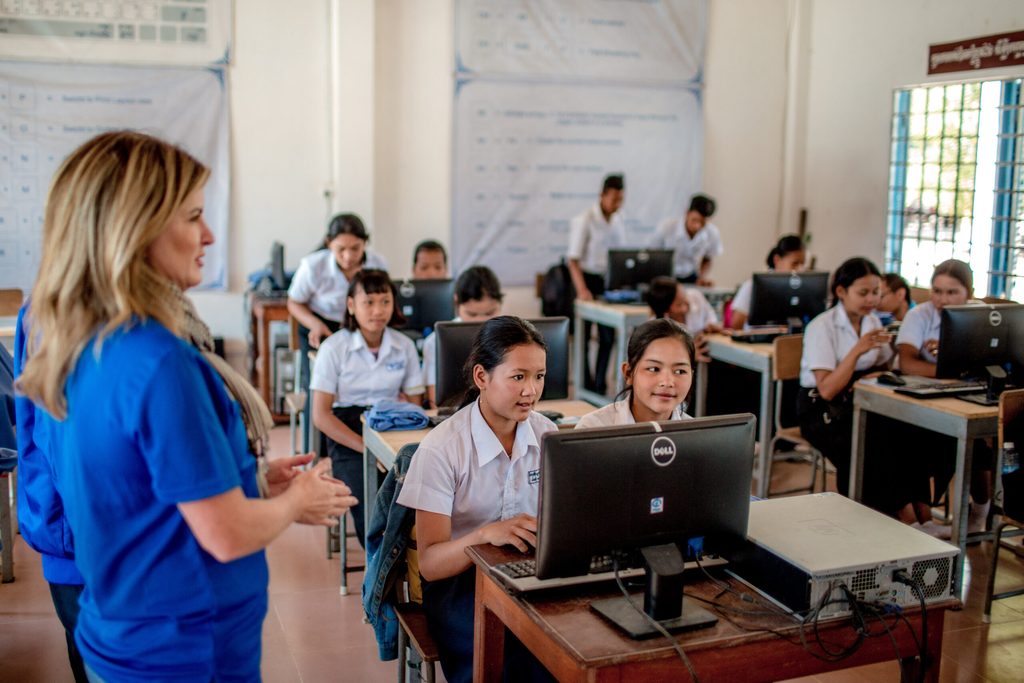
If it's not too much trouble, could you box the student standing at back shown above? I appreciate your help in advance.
[649,193,723,285]
[566,173,627,394]
[311,269,424,546]
[797,257,893,496]
[729,234,807,329]
[398,317,557,683]
[288,213,389,350]
[411,239,449,279]
[422,265,504,407]
[576,319,695,429]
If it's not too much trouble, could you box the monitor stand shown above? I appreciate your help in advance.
[590,543,718,640]
[958,365,1007,407]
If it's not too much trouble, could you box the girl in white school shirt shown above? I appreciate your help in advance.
[398,316,558,683]
[576,318,695,429]
[797,257,894,498]
[421,265,504,408]
[311,269,423,546]
[730,234,808,330]
[895,259,993,534]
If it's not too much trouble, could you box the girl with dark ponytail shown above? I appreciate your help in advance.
[730,234,807,329]
[397,316,558,683]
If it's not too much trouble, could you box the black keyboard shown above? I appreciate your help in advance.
[492,554,727,593]
[894,380,986,399]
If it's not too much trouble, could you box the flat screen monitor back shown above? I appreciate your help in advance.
[748,271,829,327]
[395,279,455,335]
[936,303,1024,380]
[536,414,755,579]
[434,317,570,407]
[606,249,674,291]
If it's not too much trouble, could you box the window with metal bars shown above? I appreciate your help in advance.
[886,78,1023,301]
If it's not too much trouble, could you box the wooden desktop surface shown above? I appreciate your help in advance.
[469,544,954,683]
[855,379,999,420]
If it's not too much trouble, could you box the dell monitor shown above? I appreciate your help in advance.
[935,304,1024,403]
[606,249,674,292]
[434,317,570,407]
[536,414,756,637]
[395,279,456,337]
[748,271,830,329]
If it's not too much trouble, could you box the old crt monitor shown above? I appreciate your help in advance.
[935,304,1024,402]
[748,271,829,328]
[434,317,569,407]
[605,249,674,291]
[537,414,756,637]
[395,279,455,336]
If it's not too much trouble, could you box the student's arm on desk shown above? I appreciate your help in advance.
[287,299,331,349]
[729,311,748,330]
[813,329,890,401]
[567,259,593,301]
[898,343,937,378]
[312,390,363,452]
[416,510,537,581]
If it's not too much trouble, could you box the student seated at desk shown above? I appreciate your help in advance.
[411,239,449,279]
[287,213,389,350]
[797,257,894,497]
[729,234,807,330]
[878,272,912,324]
[895,259,993,534]
[645,276,718,362]
[397,316,558,683]
[576,319,694,429]
[422,265,504,407]
[311,269,424,547]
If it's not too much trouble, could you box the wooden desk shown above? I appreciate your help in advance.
[248,293,290,424]
[573,300,651,407]
[705,334,776,498]
[469,544,954,683]
[362,399,596,540]
[850,380,998,593]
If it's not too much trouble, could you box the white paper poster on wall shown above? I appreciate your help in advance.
[452,79,702,286]
[0,0,231,65]
[455,0,705,84]
[0,60,229,292]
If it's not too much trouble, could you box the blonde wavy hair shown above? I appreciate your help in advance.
[18,131,210,419]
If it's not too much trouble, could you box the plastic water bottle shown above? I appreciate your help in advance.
[1004,442,1020,476]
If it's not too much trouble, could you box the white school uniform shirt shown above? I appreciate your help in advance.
[310,327,423,407]
[799,305,893,388]
[397,402,558,541]
[287,248,390,322]
[649,218,724,280]
[420,316,462,388]
[682,287,718,332]
[575,398,691,430]
[566,202,628,274]
[731,279,753,315]
[895,301,941,364]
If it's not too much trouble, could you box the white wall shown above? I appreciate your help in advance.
[194,0,1024,342]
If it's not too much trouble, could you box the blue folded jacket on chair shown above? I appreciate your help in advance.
[367,400,429,431]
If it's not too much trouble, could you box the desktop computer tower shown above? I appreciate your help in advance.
[727,493,958,617]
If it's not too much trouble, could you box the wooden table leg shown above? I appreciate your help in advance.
[473,567,505,683]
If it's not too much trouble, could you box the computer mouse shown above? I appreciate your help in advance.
[876,371,906,387]
[538,410,564,421]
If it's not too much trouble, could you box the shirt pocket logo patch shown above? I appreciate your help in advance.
[385,361,405,372]
[528,469,540,485]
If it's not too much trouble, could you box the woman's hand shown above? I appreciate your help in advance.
[264,453,315,498]
[853,329,890,356]
[307,321,332,349]
[286,458,357,526]
[923,338,939,357]
[478,514,537,552]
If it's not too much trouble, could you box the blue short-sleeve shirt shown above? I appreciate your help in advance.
[51,320,268,682]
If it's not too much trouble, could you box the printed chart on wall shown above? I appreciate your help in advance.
[451,0,706,285]
[453,80,701,283]
[0,61,229,292]
[0,0,231,65]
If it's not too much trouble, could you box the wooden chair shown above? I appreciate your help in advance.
[909,286,931,305]
[983,389,1024,622]
[982,296,1016,305]
[396,601,439,683]
[0,288,23,317]
[765,335,826,496]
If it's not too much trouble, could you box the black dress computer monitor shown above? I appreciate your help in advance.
[748,271,830,327]
[434,317,570,407]
[536,414,756,637]
[395,279,456,336]
[936,304,1024,384]
[605,249,674,291]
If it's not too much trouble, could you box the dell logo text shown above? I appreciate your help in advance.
[650,436,677,467]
